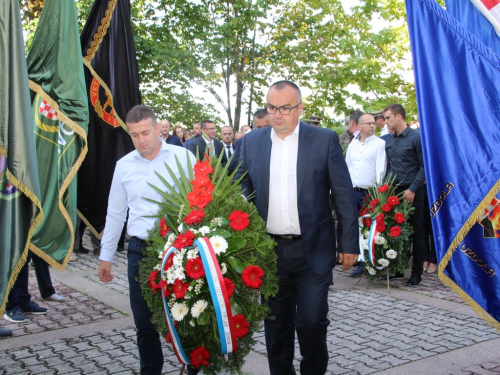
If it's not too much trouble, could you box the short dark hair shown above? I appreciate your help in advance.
[126,105,157,125]
[348,110,365,125]
[269,80,302,103]
[200,120,214,129]
[253,108,268,120]
[384,104,406,120]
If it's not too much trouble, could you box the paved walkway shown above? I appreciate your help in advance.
[1,231,499,375]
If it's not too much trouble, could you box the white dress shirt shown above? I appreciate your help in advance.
[380,124,389,136]
[100,141,196,262]
[267,124,301,235]
[224,143,233,159]
[345,135,387,189]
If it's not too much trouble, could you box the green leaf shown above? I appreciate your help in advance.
[226,256,247,274]
[197,310,211,326]
[226,237,246,255]
[177,318,192,338]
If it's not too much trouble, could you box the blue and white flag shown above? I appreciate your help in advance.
[406,0,500,331]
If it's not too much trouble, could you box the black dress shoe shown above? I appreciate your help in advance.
[350,263,365,277]
[75,246,90,254]
[0,327,13,337]
[406,273,422,286]
[380,272,404,281]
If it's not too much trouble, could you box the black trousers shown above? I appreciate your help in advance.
[264,239,331,375]
[32,252,56,299]
[127,237,163,375]
[396,186,426,276]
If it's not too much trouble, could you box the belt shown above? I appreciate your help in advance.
[130,236,148,246]
[270,234,302,242]
[353,187,367,192]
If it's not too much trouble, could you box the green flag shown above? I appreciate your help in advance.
[0,0,43,315]
[27,0,89,269]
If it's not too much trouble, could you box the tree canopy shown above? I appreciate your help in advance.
[20,0,418,131]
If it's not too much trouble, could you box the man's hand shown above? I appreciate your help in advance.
[338,253,359,271]
[98,260,114,283]
[403,189,415,204]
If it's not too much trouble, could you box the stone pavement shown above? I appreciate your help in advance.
[1,230,499,375]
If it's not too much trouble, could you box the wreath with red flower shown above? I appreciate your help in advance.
[359,176,415,282]
[140,151,278,374]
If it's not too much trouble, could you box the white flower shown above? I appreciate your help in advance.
[187,249,199,260]
[166,268,176,284]
[173,267,185,280]
[386,250,397,259]
[211,217,223,227]
[166,233,176,247]
[220,263,227,275]
[190,320,196,327]
[210,236,228,255]
[171,303,189,321]
[173,254,184,267]
[178,223,184,232]
[190,228,199,235]
[158,251,164,259]
[377,258,390,268]
[364,231,370,238]
[199,226,211,235]
[362,239,369,250]
[191,300,208,318]
[374,236,386,245]
[367,267,377,275]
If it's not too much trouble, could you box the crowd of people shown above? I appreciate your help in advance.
[2,80,437,375]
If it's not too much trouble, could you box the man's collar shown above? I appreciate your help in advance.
[270,121,300,140]
[132,138,169,160]
[395,125,411,137]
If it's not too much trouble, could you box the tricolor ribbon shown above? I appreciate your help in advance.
[160,237,237,366]
[361,214,384,270]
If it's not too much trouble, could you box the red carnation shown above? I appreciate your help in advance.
[229,210,250,231]
[359,206,369,216]
[364,218,372,228]
[242,265,265,288]
[190,346,210,369]
[382,203,393,212]
[185,257,205,279]
[376,222,386,232]
[394,212,406,224]
[389,226,402,238]
[159,279,172,298]
[369,198,379,207]
[376,214,385,223]
[378,184,390,193]
[148,270,161,293]
[232,314,250,338]
[388,196,400,206]
[164,253,175,271]
[184,209,205,225]
[173,279,190,299]
[224,278,235,298]
[193,158,214,179]
[159,217,171,238]
[173,230,195,249]
[363,194,371,202]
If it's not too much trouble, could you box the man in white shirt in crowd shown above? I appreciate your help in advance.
[98,105,195,375]
[374,111,389,136]
[345,113,387,277]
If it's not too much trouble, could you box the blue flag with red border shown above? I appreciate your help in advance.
[406,0,500,331]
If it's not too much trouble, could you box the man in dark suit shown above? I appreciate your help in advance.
[188,120,227,164]
[235,81,359,375]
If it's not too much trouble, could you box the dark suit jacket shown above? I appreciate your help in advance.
[188,136,227,165]
[164,135,183,147]
[228,137,244,175]
[234,122,359,274]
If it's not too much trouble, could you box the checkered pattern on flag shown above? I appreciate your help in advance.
[38,100,58,120]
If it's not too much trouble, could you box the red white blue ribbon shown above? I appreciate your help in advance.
[160,237,237,366]
[362,214,384,270]
[161,246,191,365]
[195,237,237,354]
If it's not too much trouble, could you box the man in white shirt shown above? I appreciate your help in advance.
[235,81,359,375]
[98,105,195,375]
[345,113,387,276]
[374,112,389,136]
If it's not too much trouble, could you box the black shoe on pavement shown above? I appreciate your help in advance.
[75,246,90,254]
[0,327,13,336]
[4,307,29,323]
[380,272,405,281]
[351,263,365,278]
[21,301,48,315]
[406,273,422,286]
[116,246,125,252]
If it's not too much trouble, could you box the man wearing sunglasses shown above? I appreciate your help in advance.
[235,80,359,375]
